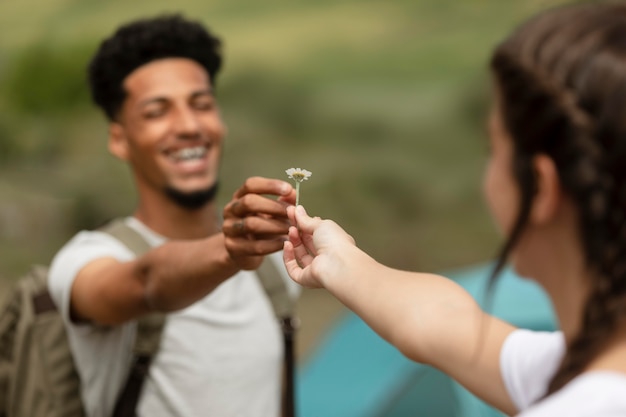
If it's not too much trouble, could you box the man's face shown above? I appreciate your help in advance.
[110,57,226,199]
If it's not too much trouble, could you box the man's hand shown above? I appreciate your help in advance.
[222,176,296,270]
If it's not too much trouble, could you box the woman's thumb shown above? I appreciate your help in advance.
[294,205,320,232]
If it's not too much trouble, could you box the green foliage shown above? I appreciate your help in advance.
[3,41,92,115]
[0,116,20,163]
[0,0,565,281]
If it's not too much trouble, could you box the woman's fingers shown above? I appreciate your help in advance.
[286,205,320,256]
[292,205,320,233]
[282,240,300,279]
[283,239,322,289]
[288,226,316,266]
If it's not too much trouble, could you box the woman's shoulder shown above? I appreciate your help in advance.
[518,371,626,417]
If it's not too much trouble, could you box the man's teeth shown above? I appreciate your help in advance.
[172,147,207,161]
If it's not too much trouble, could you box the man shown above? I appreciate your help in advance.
[48,14,297,417]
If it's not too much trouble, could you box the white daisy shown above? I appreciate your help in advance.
[285,168,312,183]
[286,167,312,205]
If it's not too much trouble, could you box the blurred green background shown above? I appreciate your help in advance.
[0,0,565,357]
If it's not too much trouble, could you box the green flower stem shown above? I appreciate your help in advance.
[295,181,301,206]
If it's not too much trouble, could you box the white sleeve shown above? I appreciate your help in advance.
[47,230,135,324]
[500,329,566,411]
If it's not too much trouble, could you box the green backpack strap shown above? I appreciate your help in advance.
[97,218,166,417]
[256,257,298,417]
[99,218,152,256]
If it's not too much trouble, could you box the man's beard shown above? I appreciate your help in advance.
[164,182,220,210]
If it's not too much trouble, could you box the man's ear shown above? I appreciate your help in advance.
[108,123,129,161]
[530,154,561,224]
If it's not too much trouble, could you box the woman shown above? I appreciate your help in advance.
[283,2,626,416]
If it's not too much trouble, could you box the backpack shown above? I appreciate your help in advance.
[0,218,297,417]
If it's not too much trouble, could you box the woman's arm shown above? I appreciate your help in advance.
[284,205,518,415]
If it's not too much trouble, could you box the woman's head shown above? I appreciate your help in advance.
[488,0,626,394]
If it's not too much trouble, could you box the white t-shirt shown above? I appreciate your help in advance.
[48,217,298,417]
[501,329,626,416]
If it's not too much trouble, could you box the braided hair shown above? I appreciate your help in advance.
[87,14,223,121]
[489,1,626,395]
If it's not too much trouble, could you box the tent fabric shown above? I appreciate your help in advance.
[297,264,556,417]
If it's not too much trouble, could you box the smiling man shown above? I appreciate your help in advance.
[48,15,297,417]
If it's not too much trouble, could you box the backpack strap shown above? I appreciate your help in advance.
[99,218,153,256]
[97,218,166,417]
[110,314,164,417]
[256,257,298,417]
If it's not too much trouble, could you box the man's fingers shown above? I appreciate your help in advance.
[223,216,290,237]
[277,191,297,206]
[223,199,242,218]
[225,237,286,258]
[224,194,290,219]
[232,177,293,199]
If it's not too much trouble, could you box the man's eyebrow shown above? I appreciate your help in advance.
[190,88,215,98]
[138,88,215,107]
[139,87,213,106]
[138,97,168,107]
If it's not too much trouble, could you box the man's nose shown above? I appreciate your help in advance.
[174,107,201,138]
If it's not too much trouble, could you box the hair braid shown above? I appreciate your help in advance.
[490,1,626,397]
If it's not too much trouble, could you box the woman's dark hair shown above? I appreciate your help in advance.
[488,0,626,395]
[87,14,222,121]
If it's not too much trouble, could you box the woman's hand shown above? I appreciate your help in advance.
[283,205,356,288]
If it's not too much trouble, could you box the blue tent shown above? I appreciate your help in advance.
[297,264,557,417]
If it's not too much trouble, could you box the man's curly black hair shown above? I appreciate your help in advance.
[87,14,222,121]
